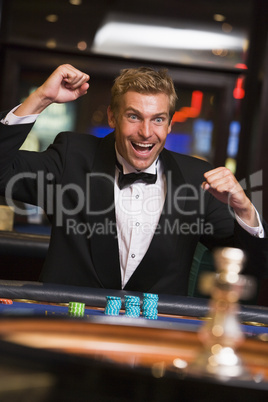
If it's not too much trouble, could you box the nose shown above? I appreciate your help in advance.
[139,120,151,139]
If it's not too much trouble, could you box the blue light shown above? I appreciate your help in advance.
[227,121,240,157]
[90,126,112,138]
[165,133,192,154]
[193,119,213,155]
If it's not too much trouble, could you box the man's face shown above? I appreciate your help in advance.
[107,91,172,170]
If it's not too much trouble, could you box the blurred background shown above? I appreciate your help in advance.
[0,0,267,223]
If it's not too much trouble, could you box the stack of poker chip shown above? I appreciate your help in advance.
[0,298,13,304]
[142,293,158,320]
[104,296,122,316]
[68,301,85,317]
[124,295,141,318]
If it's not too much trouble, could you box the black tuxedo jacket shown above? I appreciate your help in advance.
[0,116,267,295]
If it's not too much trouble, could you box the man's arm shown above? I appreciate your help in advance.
[0,64,90,201]
[14,64,89,117]
[202,166,264,235]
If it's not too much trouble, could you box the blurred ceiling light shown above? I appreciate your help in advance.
[69,0,82,5]
[222,23,233,33]
[213,14,226,22]
[212,48,229,57]
[46,14,58,23]
[93,21,245,52]
[77,41,87,51]
[243,39,249,52]
[46,39,57,49]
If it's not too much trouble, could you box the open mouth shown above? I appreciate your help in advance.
[131,142,155,153]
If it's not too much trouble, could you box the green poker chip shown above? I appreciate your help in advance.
[69,301,85,308]
[68,301,85,317]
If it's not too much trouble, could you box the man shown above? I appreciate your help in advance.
[0,64,267,294]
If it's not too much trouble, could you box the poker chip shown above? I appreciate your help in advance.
[124,295,140,318]
[143,293,159,300]
[142,299,158,309]
[104,296,122,316]
[142,293,158,320]
[68,301,85,317]
[0,298,13,304]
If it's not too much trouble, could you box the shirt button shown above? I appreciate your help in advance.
[131,254,135,258]
[135,222,140,226]
[135,194,139,199]
[4,120,9,125]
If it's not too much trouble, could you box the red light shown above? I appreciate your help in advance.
[172,91,203,124]
[191,90,203,110]
[233,77,245,99]
[234,63,248,70]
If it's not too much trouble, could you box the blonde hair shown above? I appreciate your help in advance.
[110,67,177,122]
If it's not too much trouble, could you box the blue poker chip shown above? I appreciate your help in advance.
[106,304,120,310]
[124,296,141,317]
[144,315,158,320]
[142,293,158,321]
[105,303,120,309]
[143,293,159,300]
[125,298,139,301]
[125,302,140,307]
[125,301,140,306]
[125,312,140,317]
[105,302,121,307]
[142,300,158,308]
[126,307,140,314]
[106,307,121,312]
[124,296,140,302]
[105,295,122,316]
[143,306,158,310]
[104,308,120,316]
[143,311,158,316]
[106,296,121,303]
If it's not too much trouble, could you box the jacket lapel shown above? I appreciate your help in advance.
[88,133,122,289]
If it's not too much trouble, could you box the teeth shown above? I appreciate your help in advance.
[133,142,153,148]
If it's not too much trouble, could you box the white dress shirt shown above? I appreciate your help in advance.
[1,107,265,288]
[115,149,166,287]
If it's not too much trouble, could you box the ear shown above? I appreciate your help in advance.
[107,106,116,129]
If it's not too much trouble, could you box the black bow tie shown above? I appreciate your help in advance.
[116,161,157,189]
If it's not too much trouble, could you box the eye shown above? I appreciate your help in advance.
[154,116,165,124]
[127,113,139,121]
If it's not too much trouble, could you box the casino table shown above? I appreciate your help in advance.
[0,280,267,401]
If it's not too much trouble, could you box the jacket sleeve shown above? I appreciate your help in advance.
[0,115,68,207]
[200,190,268,279]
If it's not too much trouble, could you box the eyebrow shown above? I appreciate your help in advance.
[125,107,169,118]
